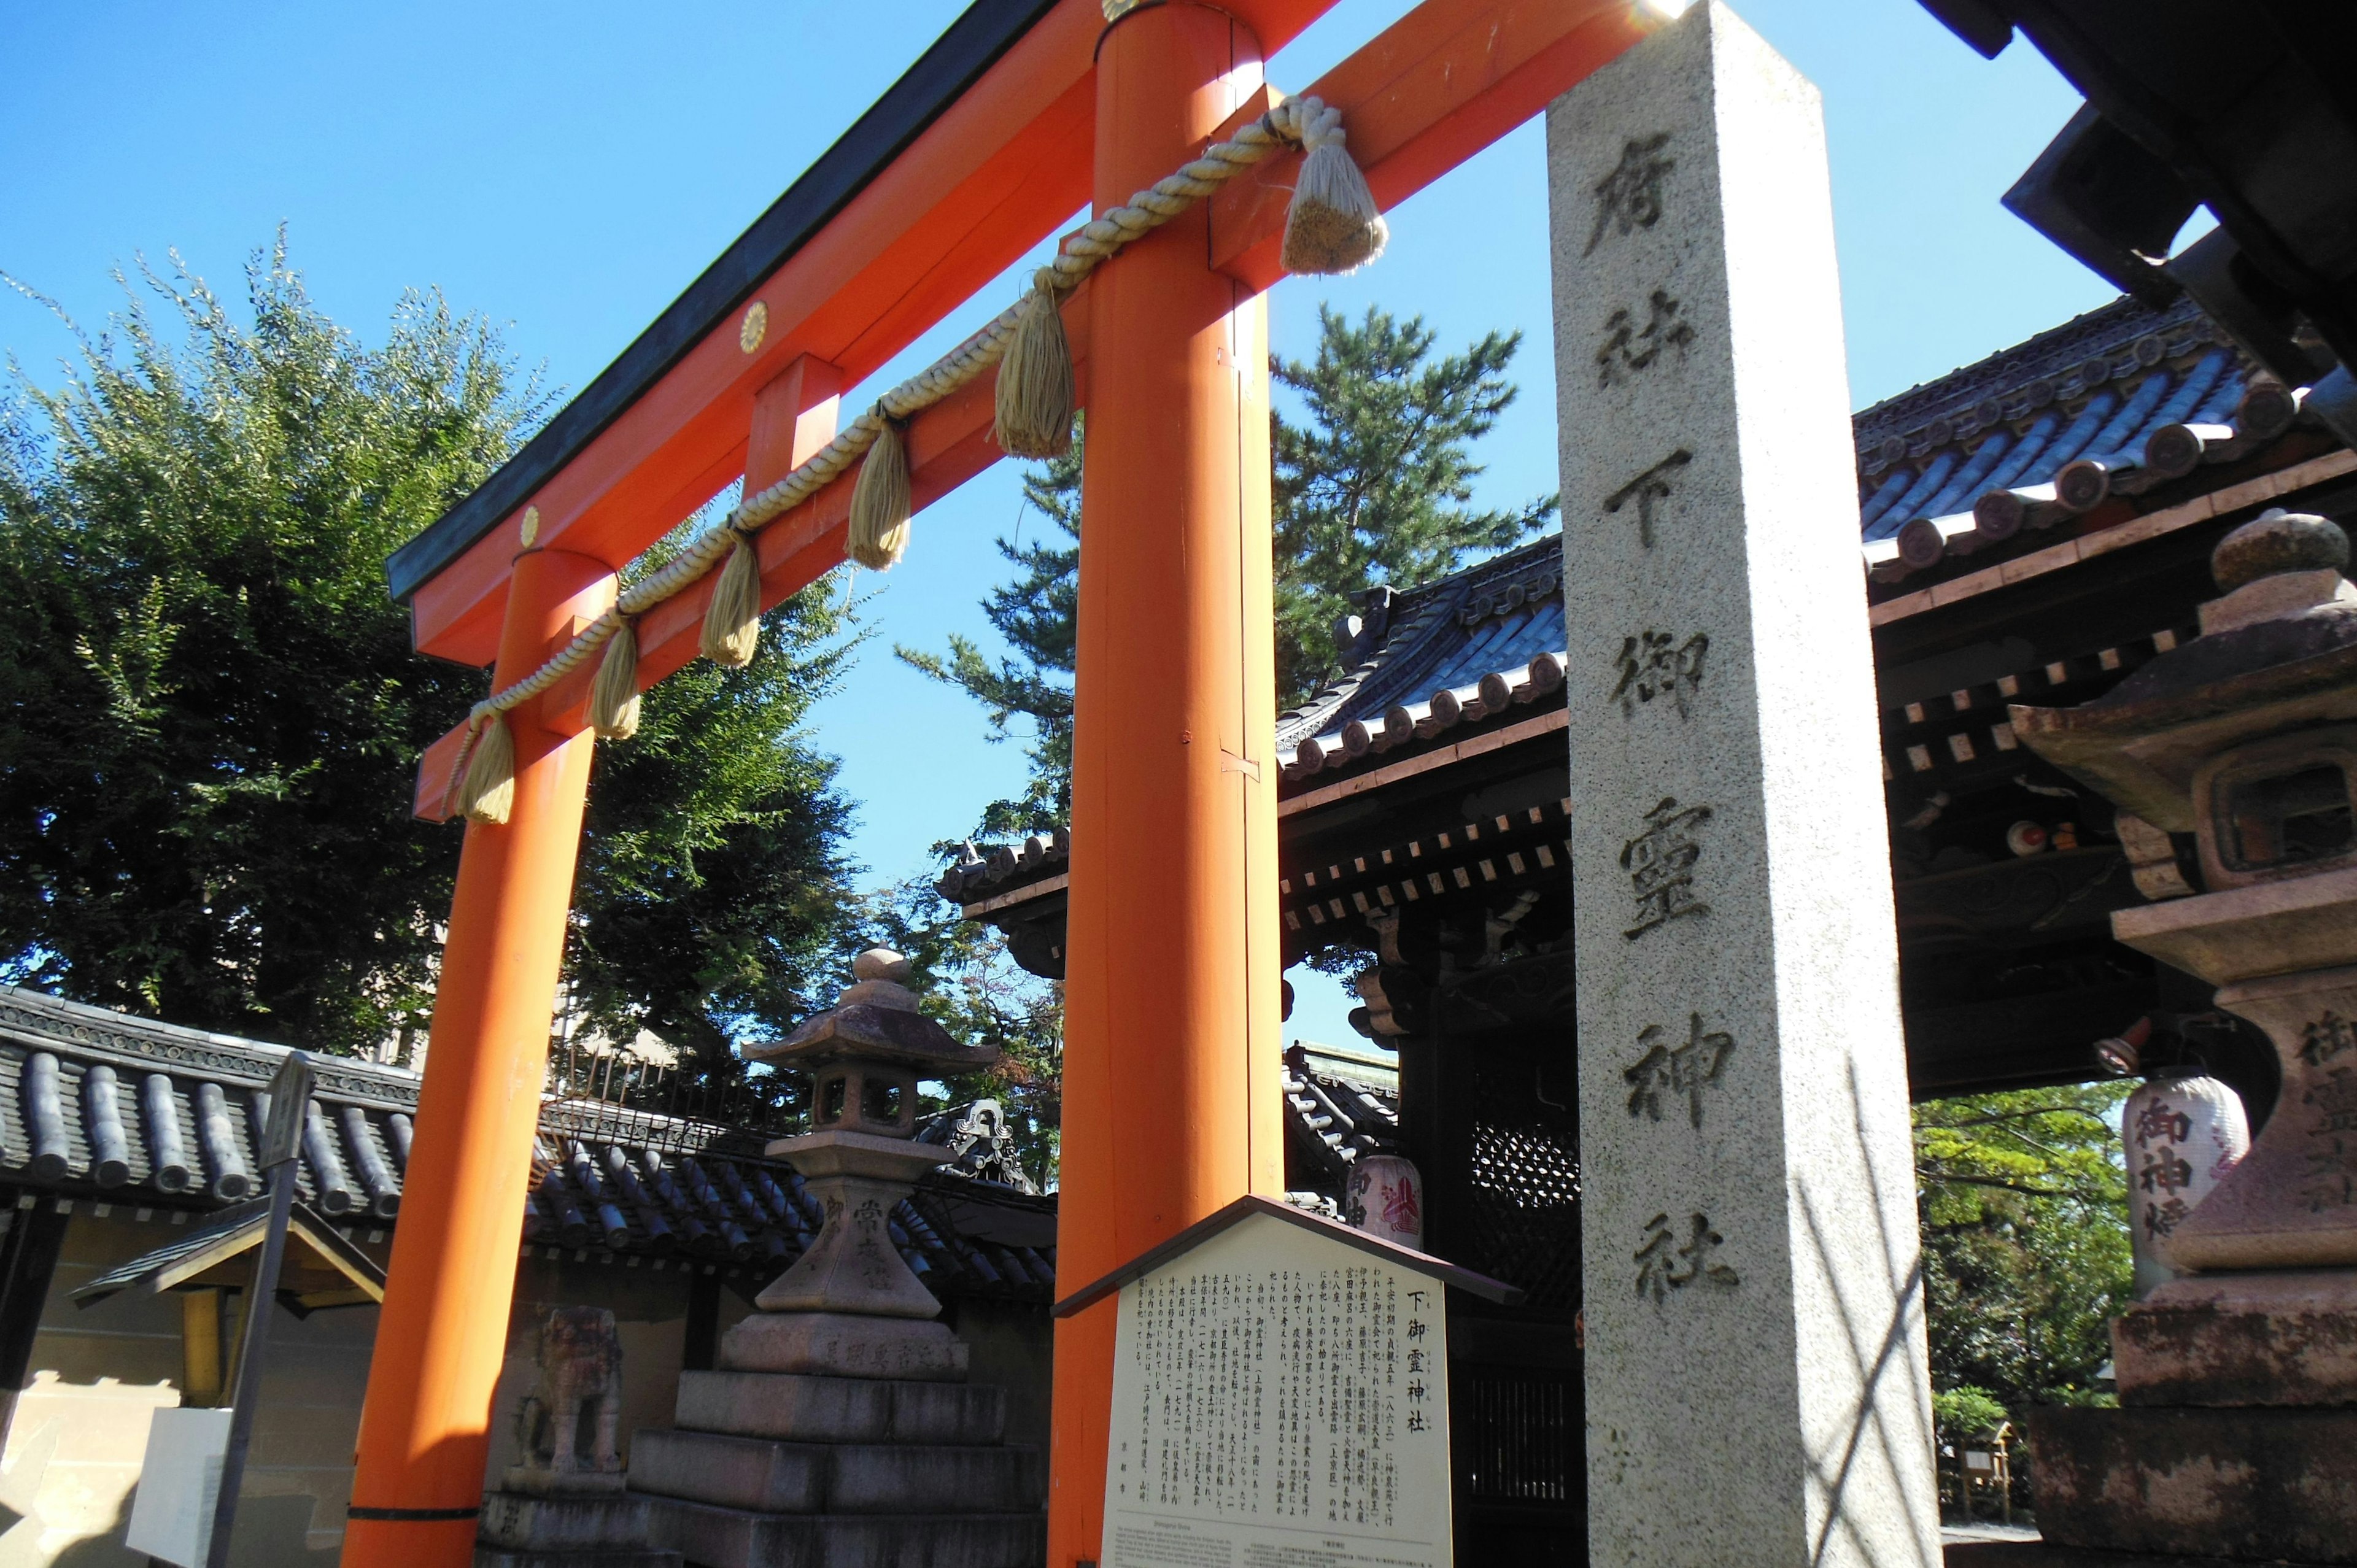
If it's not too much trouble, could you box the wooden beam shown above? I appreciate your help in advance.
[414,284,1096,818]
[1210,0,1655,290]
[405,0,1344,668]
[409,0,1662,815]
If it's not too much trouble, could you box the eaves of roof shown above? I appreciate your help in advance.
[0,987,1055,1305]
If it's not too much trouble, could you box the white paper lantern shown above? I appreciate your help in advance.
[1345,1154,1426,1251]
[2123,1073,2250,1295]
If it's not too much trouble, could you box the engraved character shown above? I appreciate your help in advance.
[1624,1012,1736,1127]
[1586,133,1676,255]
[1604,449,1693,548]
[1621,797,1713,939]
[1611,629,1709,719]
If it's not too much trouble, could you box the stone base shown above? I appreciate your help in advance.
[642,1496,1043,1568]
[718,1312,969,1381]
[476,1489,678,1567]
[1946,1544,2342,1568]
[674,1370,1005,1446]
[632,1430,1042,1515]
[2115,1270,2357,1406]
[474,1550,681,1568]
[501,1466,630,1496]
[2028,1405,2357,1564]
[481,1491,650,1551]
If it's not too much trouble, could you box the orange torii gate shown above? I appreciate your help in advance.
[352,2,1665,1564]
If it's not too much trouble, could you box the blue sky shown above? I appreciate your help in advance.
[2,1,2118,1047]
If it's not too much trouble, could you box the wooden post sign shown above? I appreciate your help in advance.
[1053,1195,1519,1568]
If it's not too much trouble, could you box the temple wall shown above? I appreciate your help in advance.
[0,1205,1052,1565]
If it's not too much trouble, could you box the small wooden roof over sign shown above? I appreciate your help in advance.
[71,1195,388,1315]
[1051,1192,1522,1318]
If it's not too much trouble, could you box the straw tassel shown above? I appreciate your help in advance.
[589,619,642,740]
[700,533,763,668]
[454,708,516,826]
[848,415,912,569]
[993,271,1075,458]
[1282,99,1387,276]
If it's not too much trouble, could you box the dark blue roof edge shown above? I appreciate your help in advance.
[384,0,1067,607]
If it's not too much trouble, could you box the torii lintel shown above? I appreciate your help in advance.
[402,0,1658,821]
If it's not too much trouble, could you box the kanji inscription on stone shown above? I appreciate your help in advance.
[1550,7,1937,1564]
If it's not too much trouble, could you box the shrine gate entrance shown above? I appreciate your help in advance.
[353,3,1680,1565]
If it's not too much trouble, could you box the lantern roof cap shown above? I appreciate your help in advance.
[2008,510,2357,828]
[748,950,999,1074]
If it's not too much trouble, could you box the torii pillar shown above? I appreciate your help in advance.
[1051,3,1287,1563]
[344,543,614,1566]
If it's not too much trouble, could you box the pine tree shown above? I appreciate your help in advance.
[1272,304,1555,704]
[898,304,1555,835]
[895,439,1080,833]
[0,240,865,1065]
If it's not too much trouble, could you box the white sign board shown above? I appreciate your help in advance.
[1102,1208,1452,1568]
[125,1406,231,1567]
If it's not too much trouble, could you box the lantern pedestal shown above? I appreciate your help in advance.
[2012,511,2357,1563]
[718,1129,967,1381]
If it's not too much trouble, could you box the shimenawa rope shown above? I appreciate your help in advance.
[449,94,1383,825]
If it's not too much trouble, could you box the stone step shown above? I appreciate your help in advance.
[480,1491,654,1553]
[474,1550,683,1568]
[644,1496,1043,1568]
[632,1430,1044,1515]
[676,1371,1005,1446]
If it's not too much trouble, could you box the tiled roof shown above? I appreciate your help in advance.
[0,988,1055,1304]
[1282,1042,1401,1195]
[1275,535,1568,786]
[1851,293,2297,575]
[934,293,2340,887]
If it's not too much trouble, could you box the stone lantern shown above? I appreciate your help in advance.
[716,948,999,1381]
[2010,508,2357,1564]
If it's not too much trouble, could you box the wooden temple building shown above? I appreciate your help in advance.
[937,289,2357,1558]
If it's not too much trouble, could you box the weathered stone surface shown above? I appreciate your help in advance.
[2030,1405,2357,1564]
[630,1431,1041,1516]
[881,1378,1006,1445]
[1943,1545,2340,1568]
[643,1496,1044,1568]
[2116,1269,2357,1405]
[473,1549,681,1568]
[822,1442,1042,1515]
[1547,6,1938,1566]
[479,1491,650,1551]
[2159,965,2357,1271]
[675,1370,892,1445]
[630,1429,828,1514]
[746,1156,950,1319]
[501,1466,628,1497]
[718,1311,969,1381]
[671,1371,1005,1446]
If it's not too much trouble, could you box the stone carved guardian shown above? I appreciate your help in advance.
[511,1304,624,1490]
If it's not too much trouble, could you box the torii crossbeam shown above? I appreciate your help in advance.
[355,3,1663,1564]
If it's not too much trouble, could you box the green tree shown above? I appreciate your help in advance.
[1914,1084,2133,1416]
[1271,304,1555,705]
[872,873,1064,1184]
[899,304,1555,834]
[894,438,1080,835]
[0,240,864,1067]
[566,529,865,1081]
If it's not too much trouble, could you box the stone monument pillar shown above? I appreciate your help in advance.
[2011,508,2357,1564]
[1545,6,1941,1565]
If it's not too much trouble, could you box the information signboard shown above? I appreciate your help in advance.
[1056,1195,1520,1568]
